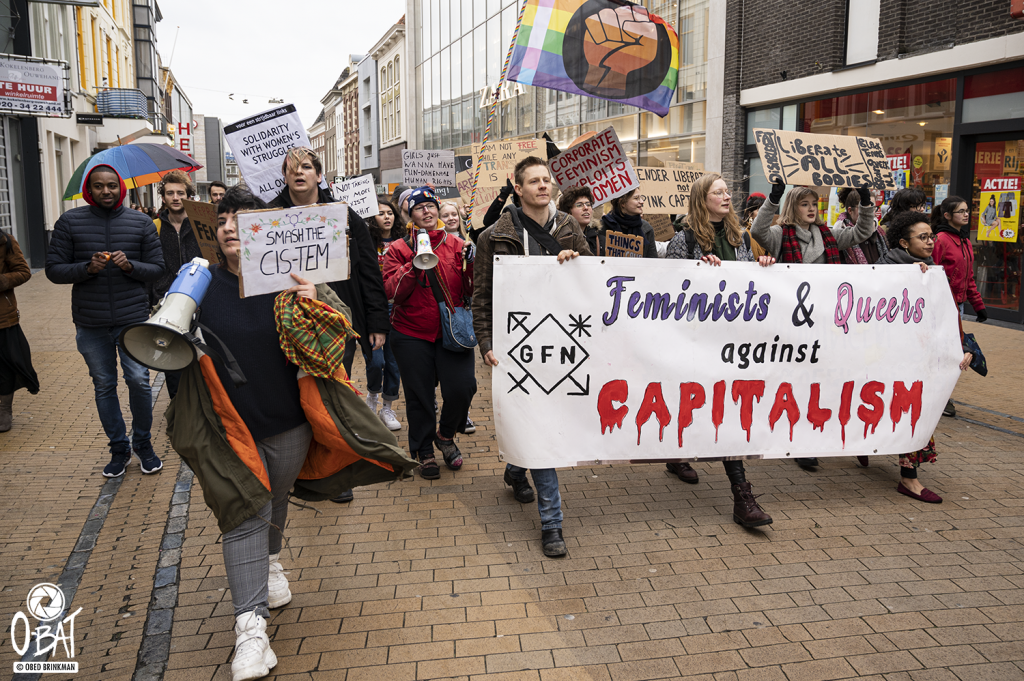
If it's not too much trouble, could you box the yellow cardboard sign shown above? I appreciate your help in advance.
[182,200,223,264]
[753,129,896,190]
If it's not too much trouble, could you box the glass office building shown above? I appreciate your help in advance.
[413,0,710,167]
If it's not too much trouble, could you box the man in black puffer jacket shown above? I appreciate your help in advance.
[46,164,165,478]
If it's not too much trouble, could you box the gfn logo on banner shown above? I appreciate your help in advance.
[10,583,81,674]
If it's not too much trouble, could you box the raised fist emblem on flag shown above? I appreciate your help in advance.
[564,0,673,100]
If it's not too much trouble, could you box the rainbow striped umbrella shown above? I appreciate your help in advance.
[63,144,203,200]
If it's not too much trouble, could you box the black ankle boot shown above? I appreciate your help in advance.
[503,469,535,503]
[541,528,567,557]
[731,482,773,528]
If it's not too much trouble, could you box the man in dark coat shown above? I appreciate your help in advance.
[268,147,390,504]
[46,165,165,478]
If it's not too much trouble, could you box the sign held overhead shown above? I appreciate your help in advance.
[753,129,896,190]
[548,126,639,206]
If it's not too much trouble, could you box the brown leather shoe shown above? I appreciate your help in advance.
[666,462,699,484]
[731,482,773,528]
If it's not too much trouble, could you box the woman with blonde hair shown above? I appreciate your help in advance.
[751,180,876,471]
[439,200,469,240]
[664,173,776,528]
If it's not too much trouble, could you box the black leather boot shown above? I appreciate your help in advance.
[541,528,567,557]
[732,482,772,528]
[504,469,535,503]
[666,462,699,483]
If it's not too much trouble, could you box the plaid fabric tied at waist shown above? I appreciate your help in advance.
[779,224,842,264]
[274,293,360,387]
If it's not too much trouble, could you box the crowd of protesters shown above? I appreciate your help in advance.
[28,140,986,681]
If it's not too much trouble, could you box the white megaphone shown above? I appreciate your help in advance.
[412,229,439,270]
[120,257,212,371]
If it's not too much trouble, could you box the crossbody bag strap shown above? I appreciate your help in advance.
[191,319,248,387]
[517,212,564,256]
[425,269,452,311]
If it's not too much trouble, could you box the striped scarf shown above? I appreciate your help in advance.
[779,224,842,264]
[274,293,360,389]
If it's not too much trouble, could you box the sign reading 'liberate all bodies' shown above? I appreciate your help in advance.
[492,259,962,469]
[548,127,639,206]
[754,129,896,190]
[236,204,349,298]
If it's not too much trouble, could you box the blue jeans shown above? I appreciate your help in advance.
[75,324,153,454]
[363,332,400,401]
[506,465,562,530]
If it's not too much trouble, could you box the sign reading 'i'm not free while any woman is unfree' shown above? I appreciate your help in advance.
[235,203,349,297]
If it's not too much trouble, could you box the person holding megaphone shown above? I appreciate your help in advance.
[383,186,477,480]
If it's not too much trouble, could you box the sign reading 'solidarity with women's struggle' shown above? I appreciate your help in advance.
[235,204,349,298]
[492,259,962,469]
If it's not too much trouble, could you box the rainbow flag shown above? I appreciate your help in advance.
[507,0,679,117]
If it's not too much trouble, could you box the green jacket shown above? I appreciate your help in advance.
[165,286,418,534]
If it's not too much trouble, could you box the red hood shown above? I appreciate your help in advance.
[83,164,127,209]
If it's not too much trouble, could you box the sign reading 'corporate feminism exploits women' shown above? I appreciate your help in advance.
[235,204,349,298]
[548,127,639,206]
[754,129,897,190]
[491,259,962,469]
[224,105,326,203]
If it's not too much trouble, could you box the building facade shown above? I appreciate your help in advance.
[726,0,1024,324]
[321,74,344,181]
[309,109,326,164]
[408,0,714,168]
[358,54,380,182]
[341,61,362,177]
[370,18,410,185]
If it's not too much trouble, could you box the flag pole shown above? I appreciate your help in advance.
[468,0,528,223]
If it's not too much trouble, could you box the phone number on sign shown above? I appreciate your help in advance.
[0,99,64,114]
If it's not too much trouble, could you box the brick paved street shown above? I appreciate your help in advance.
[2,274,1023,681]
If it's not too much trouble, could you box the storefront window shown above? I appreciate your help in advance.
[971,138,1024,313]
[798,78,956,209]
[963,66,1024,124]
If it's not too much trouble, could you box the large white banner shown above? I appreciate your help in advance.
[492,259,962,469]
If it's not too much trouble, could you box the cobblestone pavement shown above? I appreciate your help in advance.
[1,275,1022,681]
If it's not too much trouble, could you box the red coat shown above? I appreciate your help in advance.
[383,229,473,343]
[932,226,985,311]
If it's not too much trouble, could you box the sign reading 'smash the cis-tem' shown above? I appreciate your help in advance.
[236,204,349,298]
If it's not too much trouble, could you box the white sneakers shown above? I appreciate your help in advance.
[267,553,291,609]
[367,391,402,431]
[379,405,401,431]
[232,611,277,681]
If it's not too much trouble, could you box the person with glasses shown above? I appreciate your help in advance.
[931,195,987,417]
[557,186,598,255]
[598,189,658,258]
[874,210,974,503]
[879,187,928,226]
[665,173,777,528]
[752,181,877,471]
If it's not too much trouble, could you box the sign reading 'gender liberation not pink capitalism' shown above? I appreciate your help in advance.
[548,126,639,206]
[491,258,962,469]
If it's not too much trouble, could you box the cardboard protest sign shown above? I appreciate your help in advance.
[548,126,639,206]
[492,258,961,468]
[181,200,222,264]
[474,139,545,187]
[647,214,675,242]
[753,129,896,190]
[402,150,457,187]
[978,176,1020,243]
[224,104,325,203]
[666,161,704,172]
[235,203,349,298]
[330,174,377,218]
[604,230,644,258]
[457,169,503,231]
[635,166,703,214]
